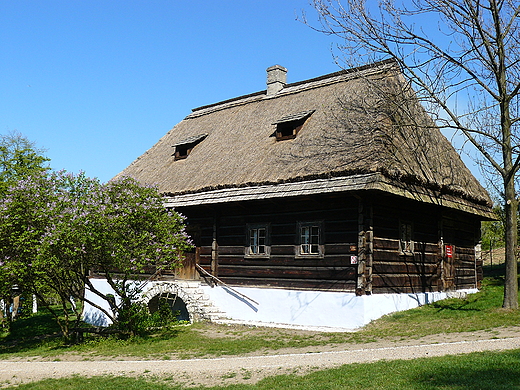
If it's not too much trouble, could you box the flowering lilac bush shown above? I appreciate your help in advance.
[0,171,192,339]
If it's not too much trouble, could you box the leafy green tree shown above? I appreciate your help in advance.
[0,131,49,326]
[0,131,49,194]
[0,172,192,339]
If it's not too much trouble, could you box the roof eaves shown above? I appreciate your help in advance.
[162,173,493,219]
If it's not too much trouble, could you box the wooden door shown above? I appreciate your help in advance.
[175,248,199,280]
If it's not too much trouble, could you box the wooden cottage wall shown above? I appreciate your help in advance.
[181,194,360,291]
[441,212,482,290]
[178,191,482,294]
[369,195,481,294]
[370,196,440,294]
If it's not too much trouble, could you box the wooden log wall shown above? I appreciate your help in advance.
[442,213,482,290]
[182,195,359,292]
[369,194,441,294]
[369,194,481,294]
[178,191,482,294]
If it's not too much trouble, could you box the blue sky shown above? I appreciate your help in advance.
[2,0,485,187]
[1,1,344,183]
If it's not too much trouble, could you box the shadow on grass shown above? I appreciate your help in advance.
[429,291,485,313]
[411,350,520,390]
[0,307,185,356]
[483,260,520,282]
[0,309,64,354]
[430,300,481,312]
[251,350,520,390]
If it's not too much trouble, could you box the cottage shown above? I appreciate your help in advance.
[84,60,492,330]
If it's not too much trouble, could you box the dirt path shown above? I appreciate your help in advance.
[2,328,520,388]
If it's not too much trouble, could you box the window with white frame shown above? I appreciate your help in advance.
[247,224,269,257]
[298,222,322,256]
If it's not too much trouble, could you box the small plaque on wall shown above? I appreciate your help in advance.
[445,245,453,258]
[350,256,358,264]
[350,245,357,252]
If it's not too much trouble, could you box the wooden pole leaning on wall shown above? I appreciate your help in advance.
[195,264,259,306]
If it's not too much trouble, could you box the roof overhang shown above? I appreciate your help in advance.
[163,173,493,219]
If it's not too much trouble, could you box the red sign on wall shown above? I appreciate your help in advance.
[445,245,453,258]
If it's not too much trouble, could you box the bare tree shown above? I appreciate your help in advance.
[306,0,520,308]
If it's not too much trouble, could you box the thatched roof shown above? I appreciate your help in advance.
[116,59,492,217]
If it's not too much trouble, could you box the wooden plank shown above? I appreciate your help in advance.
[456,260,477,269]
[372,274,438,289]
[373,251,439,263]
[217,256,355,267]
[373,238,439,254]
[217,244,361,257]
[455,246,476,255]
[199,256,212,266]
[217,266,357,280]
[455,268,478,277]
[324,243,357,254]
[218,277,357,291]
[218,246,245,255]
[269,245,295,255]
[372,262,438,274]
[175,251,198,280]
[455,276,477,289]
[200,246,212,255]
[371,286,438,294]
[373,239,400,250]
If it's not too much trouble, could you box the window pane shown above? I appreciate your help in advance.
[249,227,267,255]
[300,225,320,255]
[399,222,413,253]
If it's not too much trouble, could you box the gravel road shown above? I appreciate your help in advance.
[2,332,520,387]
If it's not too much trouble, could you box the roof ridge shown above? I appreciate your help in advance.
[189,59,398,117]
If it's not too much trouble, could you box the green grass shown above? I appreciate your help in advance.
[1,264,519,361]
[9,349,520,389]
[361,276,520,339]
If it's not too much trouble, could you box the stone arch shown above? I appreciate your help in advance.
[139,282,197,323]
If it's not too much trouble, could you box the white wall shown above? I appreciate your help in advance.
[82,279,477,330]
[82,279,119,327]
[200,285,477,330]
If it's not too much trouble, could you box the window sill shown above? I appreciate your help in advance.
[295,253,324,259]
[244,253,271,259]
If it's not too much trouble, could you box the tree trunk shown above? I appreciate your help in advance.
[502,177,519,309]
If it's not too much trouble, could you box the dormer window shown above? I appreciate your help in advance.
[173,133,207,160]
[273,110,315,141]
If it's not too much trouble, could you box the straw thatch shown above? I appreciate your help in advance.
[116,60,492,216]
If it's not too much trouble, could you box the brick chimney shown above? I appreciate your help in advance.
[266,65,287,96]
